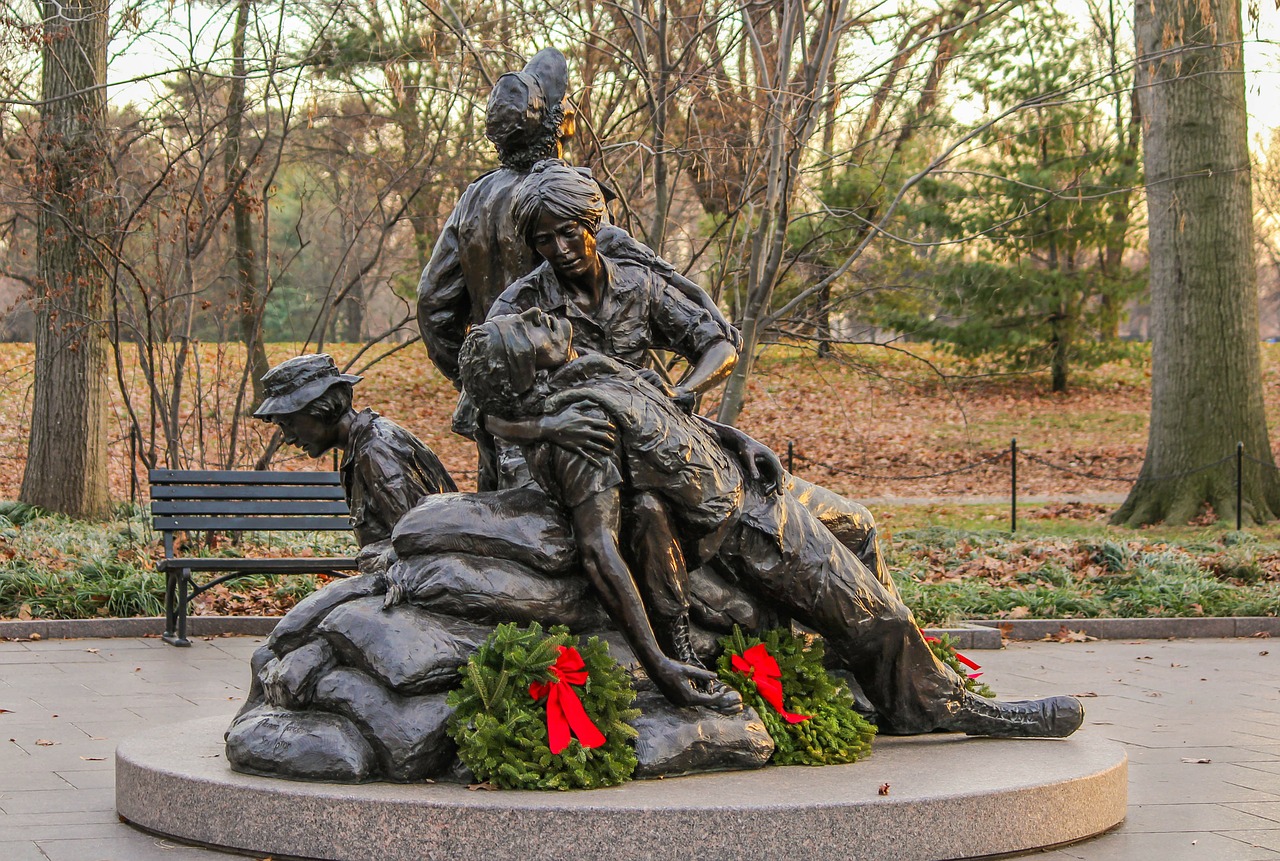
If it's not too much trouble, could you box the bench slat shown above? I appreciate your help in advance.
[151,485,347,501]
[149,469,342,486]
[159,557,358,572]
[153,515,353,532]
[151,500,350,516]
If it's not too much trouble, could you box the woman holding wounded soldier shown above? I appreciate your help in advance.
[485,158,898,582]
[459,310,1085,737]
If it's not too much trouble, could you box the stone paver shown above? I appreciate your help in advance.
[1,635,1279,859]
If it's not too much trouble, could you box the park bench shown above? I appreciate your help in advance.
[150,469,359,646]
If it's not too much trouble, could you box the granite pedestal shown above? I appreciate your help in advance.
[116,716,1126,861]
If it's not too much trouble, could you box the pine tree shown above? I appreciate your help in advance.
[873,1,1143,392]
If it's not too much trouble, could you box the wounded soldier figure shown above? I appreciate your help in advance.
[458,309,1085,738]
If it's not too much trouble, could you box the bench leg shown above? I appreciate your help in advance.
[162,568,191,647]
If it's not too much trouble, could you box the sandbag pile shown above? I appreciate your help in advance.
[225,488,774,784]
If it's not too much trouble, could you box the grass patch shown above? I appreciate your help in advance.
[0,502,354,620]
[883,505,1280,625]
[4,498,1280,625]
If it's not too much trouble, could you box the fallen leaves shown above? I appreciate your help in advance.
[0,344,1158,504]
[1046,627,1097,643]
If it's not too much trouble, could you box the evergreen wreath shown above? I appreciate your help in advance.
[926,632,996,698]
[447,622,640,790]
[717,626,876,766]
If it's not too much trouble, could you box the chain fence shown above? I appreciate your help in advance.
[787,438,1280,532]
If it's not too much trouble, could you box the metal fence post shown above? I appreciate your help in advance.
[129,426,138,509]
[1237,441,1244,531]
[1010,437,1017,533]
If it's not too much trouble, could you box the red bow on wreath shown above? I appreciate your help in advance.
[730,643,810,724]
[924,635,983,679]
[529,646,607,755]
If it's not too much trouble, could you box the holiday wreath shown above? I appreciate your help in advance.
[447,622,640,790]
[717,626,877,766]
[926,632,996,698]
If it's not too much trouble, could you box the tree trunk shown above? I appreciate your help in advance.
[717,0,847,425]
[1050,311,1070,393]
[1113,0,1280,525]
[227,0,269,410]
[21,0,113,518]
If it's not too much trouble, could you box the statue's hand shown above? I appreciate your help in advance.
[670,386,697,414]
[542,403,617,464]
[637,367,676,397]
[653,659,745,715]
[734,434,784,496]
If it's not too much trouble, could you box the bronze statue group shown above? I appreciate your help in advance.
[241,48,1083,786]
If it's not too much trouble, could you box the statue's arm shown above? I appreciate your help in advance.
[571,489,721,696]
[481,404,617,465]
[673,338,737,400]
[416,210,468,386]
[697,417,784,495]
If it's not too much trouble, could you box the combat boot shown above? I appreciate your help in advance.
[946,693,1084,738]
[663,613,705,668]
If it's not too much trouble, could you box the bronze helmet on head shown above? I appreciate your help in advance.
[252,354,362,418]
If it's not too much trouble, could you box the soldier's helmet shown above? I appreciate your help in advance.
[252,354,362,418]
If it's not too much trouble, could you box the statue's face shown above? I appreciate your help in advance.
[520,307,576,369]
[270,409,339,458]
[530,211,597,282]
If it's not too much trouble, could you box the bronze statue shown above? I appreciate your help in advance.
[459,310,1085,738]
[489,160,898,590]
[417,50,739,490]
[416,49,571,392]
[254,354,457,548]
[224,51,1083,789]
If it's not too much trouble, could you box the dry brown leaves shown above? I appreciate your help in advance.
[4,342,1280,504]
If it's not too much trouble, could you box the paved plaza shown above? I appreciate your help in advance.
[2,634,1280,860]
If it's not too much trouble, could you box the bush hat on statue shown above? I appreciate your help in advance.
[485,47,569,150]
[253,354,362,418]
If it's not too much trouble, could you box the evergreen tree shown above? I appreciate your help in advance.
[873,2,1143,391]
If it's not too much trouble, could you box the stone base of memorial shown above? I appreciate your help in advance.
[115,488,1126,857]
[116,715,1127,861]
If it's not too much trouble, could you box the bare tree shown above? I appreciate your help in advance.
[226,0,270,410]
